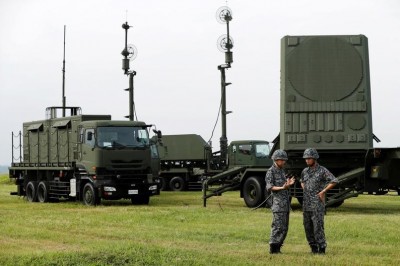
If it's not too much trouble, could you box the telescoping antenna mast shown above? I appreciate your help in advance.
[121,20,138,121]
[216,6,234,166]
[62,25,66,117]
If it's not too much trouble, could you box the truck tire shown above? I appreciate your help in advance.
[169,176,185,191]
[131,195,150,205]
[243,177,265,208]
[82,183,100,206]
[37,181,49,203]
[26,181,37,202]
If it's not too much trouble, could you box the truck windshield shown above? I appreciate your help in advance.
[96,127,149,148]
[255,143,270,158]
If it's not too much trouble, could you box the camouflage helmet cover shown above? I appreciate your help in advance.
[271,149,288,161]
[303,148,319,159]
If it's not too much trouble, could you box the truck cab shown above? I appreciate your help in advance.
[228,140,271,168]
[76,120,160,204]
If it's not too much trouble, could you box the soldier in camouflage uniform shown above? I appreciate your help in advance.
[265,149,295,254]
[300,148,338,254]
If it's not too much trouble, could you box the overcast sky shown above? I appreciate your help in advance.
[1,0,400,165]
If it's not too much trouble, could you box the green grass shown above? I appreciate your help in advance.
[1,174,399,265]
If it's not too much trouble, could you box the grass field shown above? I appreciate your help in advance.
[1,174,399,265]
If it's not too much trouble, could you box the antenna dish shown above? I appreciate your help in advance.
[127,44,138,61]
[217,34,234,52]
[216,6,232,24]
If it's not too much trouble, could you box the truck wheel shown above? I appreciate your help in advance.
[169,176,185,191]
[26,181,37,202]
[131,195,150,205]
[243,177,265,208]
[37,181,49,203]
[82,183,100,206]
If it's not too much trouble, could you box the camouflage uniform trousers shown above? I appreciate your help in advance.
[269,211,290,245]
[303,211,326,248]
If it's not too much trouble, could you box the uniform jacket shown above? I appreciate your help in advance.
[300,163,338,212]
[265,163,290,212]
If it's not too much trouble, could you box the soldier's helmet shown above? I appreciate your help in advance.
[271,149,288,161]
[303,148,319,159]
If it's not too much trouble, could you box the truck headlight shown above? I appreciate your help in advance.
[148,185,157,191]
[104,186,116,192]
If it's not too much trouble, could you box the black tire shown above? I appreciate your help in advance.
[131,195,150,205]
[82,183,100,206]
[37,181,49,203]
[243,177,265,208]
[26,181,37,202]
[169,176,186,191]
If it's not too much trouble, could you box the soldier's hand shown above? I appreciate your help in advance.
[288,177,295,186]
[317,190,326,202]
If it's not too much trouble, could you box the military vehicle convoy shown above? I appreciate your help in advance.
[204,34,400,208]
[9,106,160,205]
[156,134,272,196]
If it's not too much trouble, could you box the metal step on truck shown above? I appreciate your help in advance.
[203,34,400,208]
[9,106,161,205]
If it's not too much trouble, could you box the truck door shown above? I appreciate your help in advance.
[78,128,96,171]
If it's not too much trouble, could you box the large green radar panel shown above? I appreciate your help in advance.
[280,35,373,151]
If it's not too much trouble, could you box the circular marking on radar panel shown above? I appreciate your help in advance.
[287,36,363,101]
[324,135,333,143]
[336,134,345,143]
[313,135,321,143]
[347,114,366,130]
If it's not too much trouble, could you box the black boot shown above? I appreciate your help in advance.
[310,244,319,254]
[269,244,281,254]
[318,247,325,254]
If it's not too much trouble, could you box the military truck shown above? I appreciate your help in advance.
[156,134,209,191]
[204,34,400,208]
[156,134,272,195]
[9,106,160,205]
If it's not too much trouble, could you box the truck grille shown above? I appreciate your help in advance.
[110,159,143,169]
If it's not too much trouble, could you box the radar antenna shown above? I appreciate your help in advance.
[216,6,234,167]
[121,21,138,121]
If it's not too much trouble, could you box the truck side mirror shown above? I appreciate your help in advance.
[87,132,93,141]
[153,129,162,139]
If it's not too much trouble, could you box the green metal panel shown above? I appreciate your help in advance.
[157,134,209,161]
[22,114,112,165]
[280,35,373,151]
